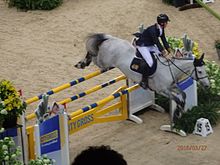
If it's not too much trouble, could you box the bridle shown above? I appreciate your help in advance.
[192,67,208,81]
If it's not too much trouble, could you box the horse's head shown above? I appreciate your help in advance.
[193,53,210,88]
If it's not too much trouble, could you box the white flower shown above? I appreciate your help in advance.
[16,149,22,156]
[210,79,215,83]
[4,137,10,141]
[3,150,8,155]
[8,140,15,146]
[0,127,5,133]
[43,159,50,163]
[2,144,8,150]
[37,159,43,163]
[0,109,8,115]
[1,100,5,106]
[4,155,9,161]
[11,154,17,159]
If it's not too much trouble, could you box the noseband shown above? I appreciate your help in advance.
[192,67,208,81]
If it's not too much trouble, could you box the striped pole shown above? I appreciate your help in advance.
[26,75,126,121]
[69,84,140,118]
[25,68,114,105]
[58,75,126,105]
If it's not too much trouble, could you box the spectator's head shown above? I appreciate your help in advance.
[71,145,127,165]
[157,13,170,28]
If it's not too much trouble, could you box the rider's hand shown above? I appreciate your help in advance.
[161,50,167,57]
[167,48,172,54]
[162,50,171,59]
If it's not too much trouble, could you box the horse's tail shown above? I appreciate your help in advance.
[86,33,109,56]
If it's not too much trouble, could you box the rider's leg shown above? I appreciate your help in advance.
[136,46,154,67]
[136,46,152,89]
[147,45,161,56]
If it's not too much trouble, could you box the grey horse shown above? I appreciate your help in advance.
[75,33,210,135]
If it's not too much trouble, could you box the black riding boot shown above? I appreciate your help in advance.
[139,76,148,89]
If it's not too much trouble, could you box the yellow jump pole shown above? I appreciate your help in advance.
[69,84,139,118]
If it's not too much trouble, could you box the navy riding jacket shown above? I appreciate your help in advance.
[136,24,170,52]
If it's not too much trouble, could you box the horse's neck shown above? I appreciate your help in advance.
[171,59,194,80]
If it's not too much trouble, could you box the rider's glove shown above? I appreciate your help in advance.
[167,48,172,54]
[161,50,167,57]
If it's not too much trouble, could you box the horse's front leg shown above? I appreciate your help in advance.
[171,86,186,125]
[163,85,186,126]
[75,52,93,69]
[159,87,187,136]
[169,85,186,110]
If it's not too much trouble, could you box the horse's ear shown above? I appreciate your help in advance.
[200,53,205,60]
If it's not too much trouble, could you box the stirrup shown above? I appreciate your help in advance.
[139,76,148,89]
[139,82,148,89]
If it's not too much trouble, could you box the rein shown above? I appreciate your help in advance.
[155,55,179,83]
[155,55,207,82]
[169,58,208,81]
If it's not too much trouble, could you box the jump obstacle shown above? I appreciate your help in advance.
[32,76,197,164]
[25,68,155,164]
[3,68,196,164]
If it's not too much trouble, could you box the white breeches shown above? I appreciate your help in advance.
[137,46,160,67]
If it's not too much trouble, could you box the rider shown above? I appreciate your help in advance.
[135,13,172,88]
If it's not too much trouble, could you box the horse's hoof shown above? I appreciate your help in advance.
[74,62,85,69]
[74,64,79,68]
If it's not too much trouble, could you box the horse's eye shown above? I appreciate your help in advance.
[198,71,202,74]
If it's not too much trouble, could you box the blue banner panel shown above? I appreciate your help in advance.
[177,77,193,91]
[0,127,17,139]
[40,115,61,154]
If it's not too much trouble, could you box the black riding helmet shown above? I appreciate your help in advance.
[157,14,170,25]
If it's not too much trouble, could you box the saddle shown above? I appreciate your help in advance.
[130,49,157,89]
[130,49,157,77]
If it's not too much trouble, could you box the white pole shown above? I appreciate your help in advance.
[61,113,70,165]
[34,124,41,157]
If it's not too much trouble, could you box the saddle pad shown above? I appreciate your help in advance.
[130,56,157,77]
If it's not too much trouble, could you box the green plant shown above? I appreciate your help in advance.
[0,80,26,129]
[0,137,22,164]
[167,36,183,51]
[174,102,220,133]
[4,0,63,10]
[1,137,55,165]
[198,61,220,101]
[155,94,169,112]
[28,155,55,165]
[174,60,220,133]
[167,35,201,58]
[215,40,220,49]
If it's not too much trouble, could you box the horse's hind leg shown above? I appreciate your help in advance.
[74,52,93,69]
